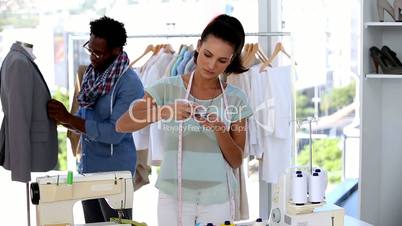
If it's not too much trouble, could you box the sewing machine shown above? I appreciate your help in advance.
[269,169,344,226]
[30,171,134,226]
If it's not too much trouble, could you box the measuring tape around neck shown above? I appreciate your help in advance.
[177,71,233,225]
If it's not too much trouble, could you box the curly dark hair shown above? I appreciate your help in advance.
[90,16,127,49]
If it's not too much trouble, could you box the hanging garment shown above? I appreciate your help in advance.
[249,65,269,159]
[176,50,193,75]
[227,69,254,157]
[67,65,87,157]
[261,65,293,183]
[132,50,174,152]
[0,42,58,182]
[134,149,151,191]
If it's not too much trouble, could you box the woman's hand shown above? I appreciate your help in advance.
[195,113,227,133]
[160,99,195,121]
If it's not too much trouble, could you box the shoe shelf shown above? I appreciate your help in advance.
[365,22,402,28]
[365,73,402,78]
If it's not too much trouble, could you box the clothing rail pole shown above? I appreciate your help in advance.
[68,31,290,40]
[125,32,290,38]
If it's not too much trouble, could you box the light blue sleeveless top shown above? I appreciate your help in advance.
[145,75,253,205]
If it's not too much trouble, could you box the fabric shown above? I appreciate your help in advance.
[157,191,231,226]
[226,70,253,157]
[144,76,253,205]
[76,68,144,176]
[67,65,86,157]
[141,51,173,164]
[0,42,58,182]
[132,51,174,151]
[184,56,195,74]
[82,198,132,223]
[176,50,193,76]
[170,46,187,76]
[134,149,151,191]
[249,65,269,159]
[78,52,130,108]
[164,53,178,77]
[261,65,293,183]
[233,162,249,220]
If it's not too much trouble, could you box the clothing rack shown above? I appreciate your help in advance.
[66,30,294,222]
[68,31,290,41]
[126,32,290,38]
[66,30,292,167]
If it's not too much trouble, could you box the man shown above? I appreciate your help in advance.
[47,16,144,223]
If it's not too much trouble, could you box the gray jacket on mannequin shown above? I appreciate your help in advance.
[0,42,58,183]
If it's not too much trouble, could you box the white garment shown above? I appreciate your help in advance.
[226,70,254,157]
[261,65,293,183]
[157,191,231,226]
[131,68,150,150]
[146,51,174,165]
[248,65,269,158]
[164,53,179,76]
[132,51,174,152]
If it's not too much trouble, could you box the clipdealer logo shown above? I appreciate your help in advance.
[128,98,274,132]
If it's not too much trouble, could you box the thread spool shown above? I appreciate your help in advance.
[308,172,323,204]
[66,171,73,185]
[291,171,307,205]
[252,218,265,226]
[220,220,235,226]
[314,168,328,200]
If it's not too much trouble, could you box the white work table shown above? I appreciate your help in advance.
[235,215,373,226]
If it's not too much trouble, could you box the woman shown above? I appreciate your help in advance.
[116,14,252,226]
[47,16,144,223]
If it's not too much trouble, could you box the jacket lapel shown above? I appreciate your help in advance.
[10,43,51,97]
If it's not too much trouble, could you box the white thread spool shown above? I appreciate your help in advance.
[291,171,307,205]
[314,168,328,200]
[308,172,323,203]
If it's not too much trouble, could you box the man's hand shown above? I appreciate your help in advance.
[47,99,71,125]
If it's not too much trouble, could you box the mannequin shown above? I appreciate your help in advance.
[0,41,58,182]
[16,41,36,60]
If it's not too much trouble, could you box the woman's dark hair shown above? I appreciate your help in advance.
[194,14,248,75]
[90,16,127,49]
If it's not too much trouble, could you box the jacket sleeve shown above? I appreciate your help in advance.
[6,57,34,182]
[85,73,144,144]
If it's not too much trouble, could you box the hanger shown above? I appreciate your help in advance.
[241,43,251,64]
[255,43,269,63]
[129,44,154,67]
[260,42,296,72]
[242,43,255,68]
[186,44,194,52]
[162,43,175,54]
[241,43,267,69]
[153,43,166,56]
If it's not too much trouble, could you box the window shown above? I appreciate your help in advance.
[282,0,361,191]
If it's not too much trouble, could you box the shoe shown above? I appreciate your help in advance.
[381,45,402,66]
[394,0,402,21]
[377,0,395,21]
[370,46,402,74]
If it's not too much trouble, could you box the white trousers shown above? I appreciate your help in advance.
[157,191,231,226]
